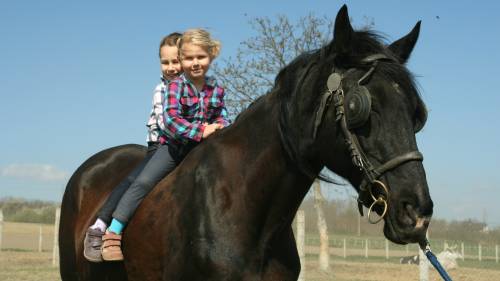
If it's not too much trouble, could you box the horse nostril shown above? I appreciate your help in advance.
[404,201,432,229]
[398,202,417,226]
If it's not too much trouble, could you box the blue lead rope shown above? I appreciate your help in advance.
[422,244,453,281]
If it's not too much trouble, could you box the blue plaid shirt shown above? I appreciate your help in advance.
[162,74,230,144]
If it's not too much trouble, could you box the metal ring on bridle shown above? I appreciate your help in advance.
[367,180,389,224]
[368,180,389,202]
[367,196,388,224]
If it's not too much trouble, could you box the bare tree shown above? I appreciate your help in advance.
[212,14,374,116]
[212,14,334,116]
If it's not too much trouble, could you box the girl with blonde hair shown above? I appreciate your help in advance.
[95,28,231,261]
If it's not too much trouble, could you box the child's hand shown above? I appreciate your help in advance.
[202,123,223,139]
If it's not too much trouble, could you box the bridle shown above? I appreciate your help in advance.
[313,53,424,224]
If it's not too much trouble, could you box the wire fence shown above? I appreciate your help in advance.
[0,219,498,264]
[0,207,498,277]
[303,234,499,263]
[0,208,60,267]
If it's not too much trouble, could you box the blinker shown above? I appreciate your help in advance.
[345,85,372,129]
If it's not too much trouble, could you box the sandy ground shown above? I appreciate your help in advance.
[1,251,500,281]
[305,259,500,281]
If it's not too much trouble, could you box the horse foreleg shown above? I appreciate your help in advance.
[261,227,301,281]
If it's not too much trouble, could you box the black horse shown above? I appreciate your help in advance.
[59,5,432,281]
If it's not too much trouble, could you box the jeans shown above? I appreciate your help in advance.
[111,141,197,223]
[97,142,159,224]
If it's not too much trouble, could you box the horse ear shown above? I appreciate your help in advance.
[332,4,354,54]
[388,21,421,64]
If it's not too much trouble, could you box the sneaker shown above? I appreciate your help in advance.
[101,231,124,261]
[83,227,104,262]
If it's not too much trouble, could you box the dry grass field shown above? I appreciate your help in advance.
[1,222,499,280]
[0,251,60,281]
[1,250,500,281]
[1,222,55,251]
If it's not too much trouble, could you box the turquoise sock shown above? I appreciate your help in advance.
[108,218,125,234]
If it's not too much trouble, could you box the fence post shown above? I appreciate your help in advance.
[52,207,61,267]
[385,239,389,259]
[419,231,429,281]
[495,245,498,263]
[296,210,305,281]
[343,238,346,259]
[461,242,465,261]
[0,209,3,252]
[38,224,43,252]
[478,244,482,262]
[365,239,368,258]
[313,181,329,270]
[419,248,429,281]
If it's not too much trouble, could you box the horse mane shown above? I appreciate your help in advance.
[276,30,425,110]
[228,29,427,182]
[273,29,427,181]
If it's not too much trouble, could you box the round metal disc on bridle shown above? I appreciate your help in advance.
[327,73,342,92]
[345,85,372,128]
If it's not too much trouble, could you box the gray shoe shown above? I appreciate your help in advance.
[83,227,104,262]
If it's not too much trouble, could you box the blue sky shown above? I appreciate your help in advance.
[1,1,499,226]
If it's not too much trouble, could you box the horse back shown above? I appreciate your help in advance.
[121,136,301,280]
[59,144,146,281]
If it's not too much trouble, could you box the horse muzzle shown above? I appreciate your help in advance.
[384,191,434,244]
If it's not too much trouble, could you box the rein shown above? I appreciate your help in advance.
[420,240,454,281]
[313,53,423,223]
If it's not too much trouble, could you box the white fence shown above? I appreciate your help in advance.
[0,208,60,266]
[291,206,499,264]
[0,208,498,270]
[300,235,499,262]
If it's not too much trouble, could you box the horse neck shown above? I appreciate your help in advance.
[224,94,315,240]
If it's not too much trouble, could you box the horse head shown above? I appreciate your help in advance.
[276,5,433,245]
